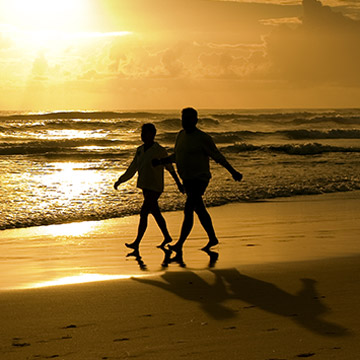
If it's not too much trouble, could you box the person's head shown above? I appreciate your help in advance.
[181,107,198,132]
[141,123,156,144]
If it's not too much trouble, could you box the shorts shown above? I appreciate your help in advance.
[183,179,209,197]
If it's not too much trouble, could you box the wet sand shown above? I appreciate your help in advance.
[0,192,360,359]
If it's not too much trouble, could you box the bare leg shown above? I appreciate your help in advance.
[125,202,150,249]
[150,201,173,247]
[194,197,219,250]
[169,196,195,251]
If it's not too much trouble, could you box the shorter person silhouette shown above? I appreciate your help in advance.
[114,123,184,249]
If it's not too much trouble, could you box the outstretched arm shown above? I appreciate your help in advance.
[221,161,243,182]
[204,135,243,182]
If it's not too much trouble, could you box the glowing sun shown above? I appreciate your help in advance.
[6,0,91,32]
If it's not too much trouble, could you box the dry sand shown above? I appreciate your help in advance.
[1,192,360,359]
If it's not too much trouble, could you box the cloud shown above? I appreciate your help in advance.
[2,0,360,109]
[161,47,186,77]
[78,69,105,80]
[264,0,360,85]
[260,17,302,27]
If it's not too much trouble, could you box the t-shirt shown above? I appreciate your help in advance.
[174,128,227,181]
[119,142,174,193]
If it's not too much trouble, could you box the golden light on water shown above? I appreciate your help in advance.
[23,161,107,226]
[46,130,103,139]
[44,162,103,200]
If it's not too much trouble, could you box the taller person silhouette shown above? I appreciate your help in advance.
[153,107,242,253]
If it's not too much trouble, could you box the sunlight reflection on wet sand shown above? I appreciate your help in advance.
[39,220,100,237]
[1,193,360,291]
[25,273,147,289]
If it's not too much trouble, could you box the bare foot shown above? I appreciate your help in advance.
[157,238,172,249]
[201,239,219,252]
[125,242,139,250]
[201,248,219,268]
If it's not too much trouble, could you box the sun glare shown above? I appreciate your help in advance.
[6,0,90,31]
[2,0,132,50]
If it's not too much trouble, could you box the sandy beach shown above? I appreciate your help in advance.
[1,192,360,359]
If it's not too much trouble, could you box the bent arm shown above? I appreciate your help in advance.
[119,156,138,182]
[221,161,243,181]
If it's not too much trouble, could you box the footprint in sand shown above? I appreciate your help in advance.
[62,324,77,329]
[12,338,30,347]
[296,353,315,358]
[113,338,130,342]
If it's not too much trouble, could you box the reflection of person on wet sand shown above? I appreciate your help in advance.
[114,123,184,249]
[126,249,147,271]
[153,107,242,254]
[158,246,186,268]
[134,268,349,335]
[158,245,217,269]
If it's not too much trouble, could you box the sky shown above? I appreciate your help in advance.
[0,0,360,110]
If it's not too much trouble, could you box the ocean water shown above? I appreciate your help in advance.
[1,109,360,231]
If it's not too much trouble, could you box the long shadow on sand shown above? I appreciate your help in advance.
[133,268,349,337]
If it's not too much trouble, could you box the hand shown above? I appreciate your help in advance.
[152,158,161,167]
[114,180,121,190]
[232,171,243,182]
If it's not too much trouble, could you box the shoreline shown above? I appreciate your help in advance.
[1,190,359,291]
[1,189,359,232]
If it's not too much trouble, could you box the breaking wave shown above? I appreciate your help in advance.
[223,142,360,155]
